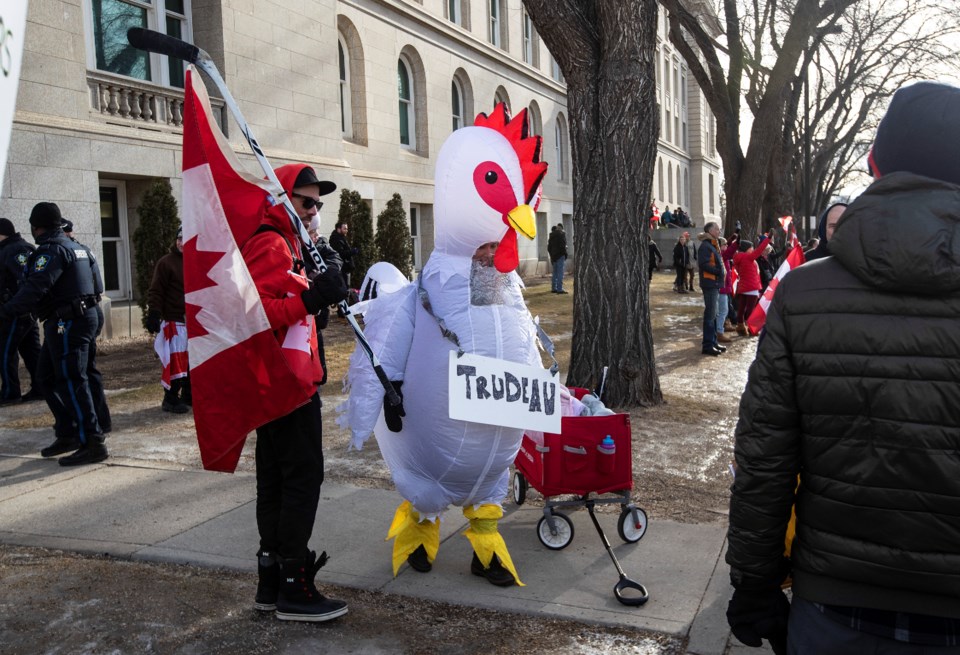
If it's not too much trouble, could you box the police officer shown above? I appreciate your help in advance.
[60,217,112,434]
[0,203,109,466]
[0,218,42,405]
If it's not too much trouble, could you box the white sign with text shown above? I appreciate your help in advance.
[0,1,28,188]
[448,351,561,433]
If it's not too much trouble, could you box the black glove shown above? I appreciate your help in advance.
[145,310,162,334]
[384,381,405,432]
[726,587,790,654]
[301,266,347,315]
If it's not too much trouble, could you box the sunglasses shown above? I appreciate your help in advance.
[292,192,323,210]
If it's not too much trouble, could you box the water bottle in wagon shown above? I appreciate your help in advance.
[597,435,616,473]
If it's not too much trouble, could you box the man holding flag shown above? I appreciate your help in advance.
[179,68,347,623]
[727,81,960,653]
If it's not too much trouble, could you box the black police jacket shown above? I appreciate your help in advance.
[0,229,102,321]
[0,233,35,307]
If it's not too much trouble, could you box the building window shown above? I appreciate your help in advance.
[550,54,565,83]
[452,79,464,131]
[100,181,131,300]
[488,0,507,49]
[658,159,664,200]
[90,0,191,88]
[338,38,352,138]
[448,0,461,25]
[398,57,415,148]
[410,205,421,270]
[709,174,716,214]
[668,165,673,204]
[555,113,569,183]
[452,68,474,129]
[527,101,542,136]
[522,11,539,67]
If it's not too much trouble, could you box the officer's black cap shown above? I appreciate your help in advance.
[0,218,15,237]
[29,202,63,230]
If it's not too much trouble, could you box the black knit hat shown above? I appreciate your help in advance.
[869,81,960,186]
[0,218,15,237]
[29,202,63,229]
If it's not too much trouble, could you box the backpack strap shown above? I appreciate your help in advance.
[253,224,305,274]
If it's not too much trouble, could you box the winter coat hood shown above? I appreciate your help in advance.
[262,163,313,245]
[806,201,848,261]
[830,172,960,295]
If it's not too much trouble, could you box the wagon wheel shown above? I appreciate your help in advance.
[617,506,648,544]
[537,511,574,550]
[512,471,527,505]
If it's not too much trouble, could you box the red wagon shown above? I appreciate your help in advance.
[512,388,649,551]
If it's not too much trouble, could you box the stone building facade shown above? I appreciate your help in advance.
[2,0,720,336]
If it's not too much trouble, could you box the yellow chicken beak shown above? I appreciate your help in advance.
[506,205,536,240]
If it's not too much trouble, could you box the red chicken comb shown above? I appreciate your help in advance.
[474,103,549,206]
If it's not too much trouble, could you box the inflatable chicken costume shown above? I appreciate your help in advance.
[338,104,548,586]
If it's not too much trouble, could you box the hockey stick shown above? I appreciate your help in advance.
[127,27,402,409]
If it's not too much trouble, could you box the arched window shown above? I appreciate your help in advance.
[452,78,464,131]
[658,159,664,201]
[452,68,474,128]
[494,87,509,110]
[337,16,368,145]
[338,37,352,139]
[398,46,429,154]
[668,164,673,203]
[398,57,415,148]
[527,100,542,136]
[555,113,569,183]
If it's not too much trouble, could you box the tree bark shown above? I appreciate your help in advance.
[524,0,662,407]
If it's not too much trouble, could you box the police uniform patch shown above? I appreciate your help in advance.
[16,254,27,266]
[34,255,50,271]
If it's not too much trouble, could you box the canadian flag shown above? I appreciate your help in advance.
[181,67,311,473]
[746,244,806,335]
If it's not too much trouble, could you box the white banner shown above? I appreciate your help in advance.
[448,351,562,433]
[0,1,28,188]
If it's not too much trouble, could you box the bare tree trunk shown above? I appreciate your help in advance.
[524,0,662,407]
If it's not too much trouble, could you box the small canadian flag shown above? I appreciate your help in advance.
[746,218,806,335]
[180,67,311,473]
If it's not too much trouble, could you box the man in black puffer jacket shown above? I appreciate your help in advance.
[727,81,960,654]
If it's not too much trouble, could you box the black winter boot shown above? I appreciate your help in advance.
[162,383,188,414]
[254,550,280,611]
[276,551,348,622]
[40,437,81,458]
[180,376,192,406]
[471,552,516,587]
[59,436,108,466]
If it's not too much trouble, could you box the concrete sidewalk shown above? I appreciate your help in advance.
[0,453,745,654]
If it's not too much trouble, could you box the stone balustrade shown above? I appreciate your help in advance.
[87,71,226,133]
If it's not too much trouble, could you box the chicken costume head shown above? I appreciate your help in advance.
[434,103,548,272]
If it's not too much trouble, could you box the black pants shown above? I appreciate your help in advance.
[674,267,685,289]
[256,392,324,559]
[0,315,41,401]
[38,309,104,444]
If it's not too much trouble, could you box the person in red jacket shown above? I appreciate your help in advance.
[732,235,769,336]
[242,163,349,623]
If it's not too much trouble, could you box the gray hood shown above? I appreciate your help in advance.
[830,172,960,295]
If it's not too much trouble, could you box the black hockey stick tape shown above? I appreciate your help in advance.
[127,27,201,64]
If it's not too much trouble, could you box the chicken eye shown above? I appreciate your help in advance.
[484,170,498,185]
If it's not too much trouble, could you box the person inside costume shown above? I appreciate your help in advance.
[339,103,548,587]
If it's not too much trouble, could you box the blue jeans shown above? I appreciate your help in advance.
[551,255,566,291]
[702,288,718,348]
[716,294,729,333]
